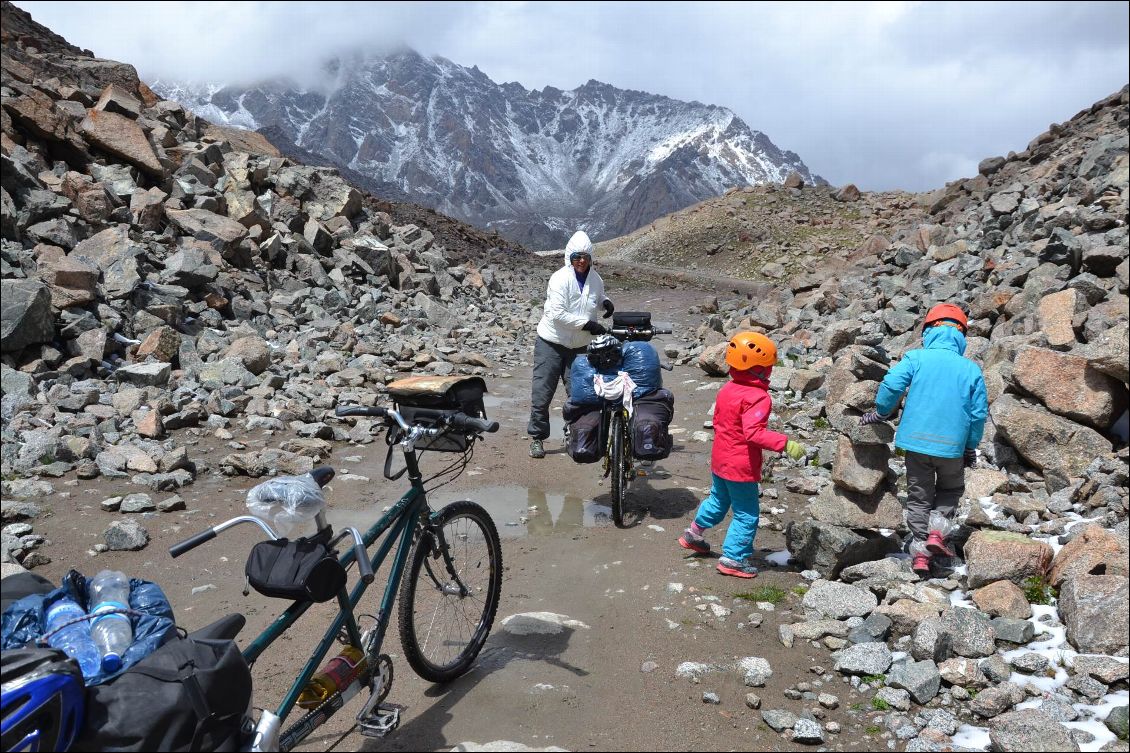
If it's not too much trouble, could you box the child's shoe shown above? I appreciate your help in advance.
[925,530,954,557]
[678,529,710,555]
[717,557,758,579]
[909,539,932,575]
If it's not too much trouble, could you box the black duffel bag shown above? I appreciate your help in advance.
[73,635,251,752]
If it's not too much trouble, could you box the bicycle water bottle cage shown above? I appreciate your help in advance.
[244,531,346,603]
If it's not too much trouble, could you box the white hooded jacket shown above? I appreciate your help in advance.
[536,231,609,350]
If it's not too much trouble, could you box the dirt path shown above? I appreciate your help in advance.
[25,286,882,752]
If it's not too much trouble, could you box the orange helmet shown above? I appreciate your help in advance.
[924,303,968,332]
[726,332,777,371]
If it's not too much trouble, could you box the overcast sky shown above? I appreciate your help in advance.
[14,1,1129,191]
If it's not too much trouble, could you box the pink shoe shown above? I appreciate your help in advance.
[717,557,759,579]
[678,529,711,555]
[911,552,932,575]
[925,530,954,557]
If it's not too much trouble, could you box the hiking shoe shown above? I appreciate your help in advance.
[717,557,758,579]
[925,530,954,557]
[678,529,710,555]
[911,552,932,575]
[529,439,545,459]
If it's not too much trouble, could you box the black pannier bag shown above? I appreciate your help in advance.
[73,636,252,752]
[387,375,488,452]
[244,531,346,603]
[563,401,603,464]
[630,388,674,461]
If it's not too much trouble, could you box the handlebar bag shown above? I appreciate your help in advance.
[386,375,488,452]
[74,635,251,752]
[612,311,651,329]
[244,534,346,603]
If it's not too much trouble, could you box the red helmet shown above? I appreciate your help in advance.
[924,303,968,332]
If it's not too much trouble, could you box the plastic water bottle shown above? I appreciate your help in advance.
[89,570,133,673]
[44,598,100,679]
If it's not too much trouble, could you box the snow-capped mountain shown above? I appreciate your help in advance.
[155,50,822,249]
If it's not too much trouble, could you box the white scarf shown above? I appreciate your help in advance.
[593,372,637,417]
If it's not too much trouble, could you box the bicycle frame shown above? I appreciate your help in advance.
[243,451,430,751]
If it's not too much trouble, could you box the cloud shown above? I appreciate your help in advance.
[12,0,1128,191]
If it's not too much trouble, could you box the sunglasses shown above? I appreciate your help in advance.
[570,254,591,263]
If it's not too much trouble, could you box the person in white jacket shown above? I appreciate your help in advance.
[528,230,614,458]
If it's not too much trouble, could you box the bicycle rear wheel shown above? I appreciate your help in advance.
[610,411,628,527]
[398,500,502,683]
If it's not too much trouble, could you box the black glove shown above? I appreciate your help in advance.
[859,411,888,426]
[602,299,615,319]
[582,320,607,335]
[963,448,977,468]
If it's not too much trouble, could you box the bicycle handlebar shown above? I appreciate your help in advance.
[169,527,217,558]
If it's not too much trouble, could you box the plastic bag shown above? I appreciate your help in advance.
[927,510,956,539]
[246,473,326,536]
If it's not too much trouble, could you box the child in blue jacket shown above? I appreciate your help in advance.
[860,304,988,574]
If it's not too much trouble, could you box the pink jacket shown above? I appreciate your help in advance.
[710,368,788,482]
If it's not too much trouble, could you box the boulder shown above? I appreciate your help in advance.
[79,109,163,176]
[990,395,1111,478]
[1,279,54,352]
[785,521,900,579]
[988,708,1080,751]
[1036,288,1083,349]
[1058,575,1129,654]
[223,336,272,375]
[1048,524,1129,588]
[971,580,1032,619]
[801,580,878,619]
[1079,320,1129,385]
[964,530,1053,588]
[1015,346,1124,429]
[831,436,890,495]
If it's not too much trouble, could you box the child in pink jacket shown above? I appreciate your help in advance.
[678,332,806,577]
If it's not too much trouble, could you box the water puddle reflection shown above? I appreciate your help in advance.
[327,485,611,539]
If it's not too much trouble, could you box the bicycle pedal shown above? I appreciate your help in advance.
[357,703,402,738]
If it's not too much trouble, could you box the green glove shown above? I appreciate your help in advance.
[784,440,806,461]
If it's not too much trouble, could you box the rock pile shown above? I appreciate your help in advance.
[685,85,1129,750]
[0,2,554,567]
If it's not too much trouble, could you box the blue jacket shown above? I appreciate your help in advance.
[875,326,988,459]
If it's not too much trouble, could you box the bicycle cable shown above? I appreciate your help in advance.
[422,442,475,494]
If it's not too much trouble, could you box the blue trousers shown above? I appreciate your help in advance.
[694,473,761,562]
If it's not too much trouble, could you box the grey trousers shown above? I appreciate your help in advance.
[905,451,965,541]
[527,336,585,440]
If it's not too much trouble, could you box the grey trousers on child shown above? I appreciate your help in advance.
[904,451,965,541]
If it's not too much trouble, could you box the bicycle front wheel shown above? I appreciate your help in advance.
[610,411,628,527]
[398,500,502,683]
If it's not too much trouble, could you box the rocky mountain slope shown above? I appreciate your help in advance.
[666,85,1128,751]
[0,0,555,540]
[154,49,822,250]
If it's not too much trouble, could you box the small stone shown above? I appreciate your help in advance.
[702,691,721,705]
[641,661,658,673]
[818,693,839,709]
[745,693,762,709]
[99,496,123,512]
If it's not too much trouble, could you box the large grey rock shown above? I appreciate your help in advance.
[1080,321,1129,384]
[115,362,171,386]
[970,681,1025,719]
[938,608,996,658]
[1058,575,1130,654]
[802,580,878,619]
[991,395,1111,478]
[834,642,892,675]
[831,435,890,495]
[988,708,1080,751]
[807,486,905,531]
[103,519,149,551]
[785,521,900,579]
[761,709,797,732]
[886,660,941,704]
[79,109,164,176]
[1,279,54,353]
[166,208,249,249]
[737,657,772,687]
[791,718,824,745]
[70,226,145,299]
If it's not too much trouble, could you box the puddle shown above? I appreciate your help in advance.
[326,485,612,538]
